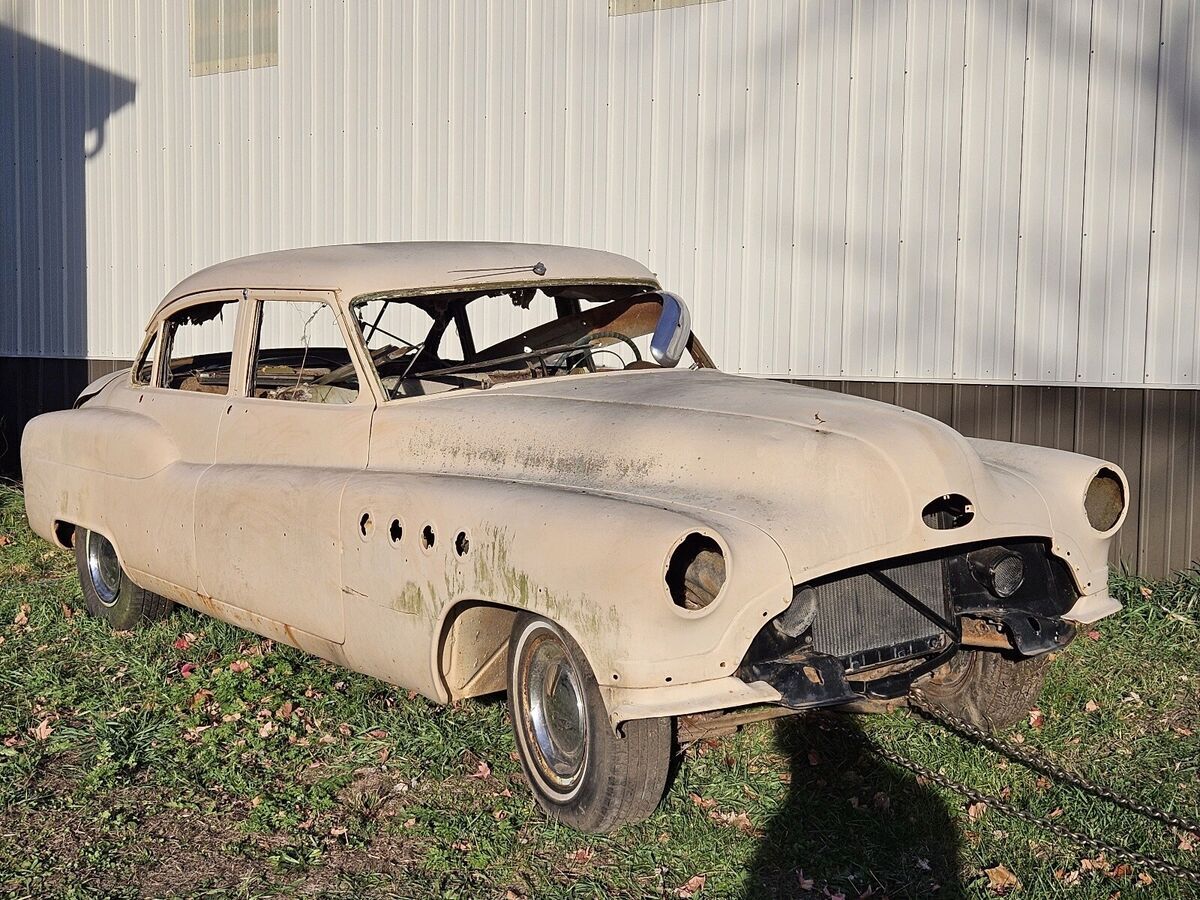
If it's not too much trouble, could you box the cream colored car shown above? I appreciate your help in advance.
[21,242,1128,832]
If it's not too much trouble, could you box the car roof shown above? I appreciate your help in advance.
[153,242,660,322]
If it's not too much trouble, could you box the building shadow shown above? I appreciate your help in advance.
[0,21,135,474]
[744,712,963,899]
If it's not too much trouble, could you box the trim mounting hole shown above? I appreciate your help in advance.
[421,524,436,550]
[454,531,470,556]
[358,512,374,539]
[389,518,403,544]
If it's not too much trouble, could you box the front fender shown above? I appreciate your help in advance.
[338,472,794,694]
[968,438,1128,619]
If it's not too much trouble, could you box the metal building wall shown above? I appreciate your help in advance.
[3,0,1198,382]
[1,0,1198,574]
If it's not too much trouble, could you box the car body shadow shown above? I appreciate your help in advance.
[744,712,963,898]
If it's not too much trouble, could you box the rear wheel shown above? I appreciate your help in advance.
[916,648,1054,731]
[74,527,174,629]
[506,614,672,832]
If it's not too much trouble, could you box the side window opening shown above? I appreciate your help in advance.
[251,300,359,404]
[132,331,157,385]
[163,299,239,394]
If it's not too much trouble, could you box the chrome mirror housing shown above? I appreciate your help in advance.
[650,292,692,368]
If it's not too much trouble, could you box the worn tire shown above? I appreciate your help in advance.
[917,649,1053,732]
[506,613,672,833]
[74,527,174,629]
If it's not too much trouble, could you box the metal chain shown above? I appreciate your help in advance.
[908,688,1200,836]
[859,732,1200,885]
[817,693,1200,885]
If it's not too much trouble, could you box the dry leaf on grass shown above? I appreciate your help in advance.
[967,801,988,820]
[676,874,706,897]
[12,604,30,627]
[466,760,491,780]
[1084,699,1101,713]
[1028,708,1045,728]
[708,809,758,835]
[984,863,1021,893]
[567,847,594,865]
[689,792,717,811]
[29,719,53,741]
[229,659,251,673]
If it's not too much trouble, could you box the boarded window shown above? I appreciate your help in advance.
[190,0,279,77]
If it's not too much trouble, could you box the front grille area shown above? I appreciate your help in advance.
[809,556,951,668]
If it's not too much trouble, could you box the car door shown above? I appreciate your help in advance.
[106,292,248,592]
[194,290,373,643]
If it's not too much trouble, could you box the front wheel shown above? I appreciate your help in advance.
[506,614,672,832]
[74,527,174,629]
[916,648,1054,731]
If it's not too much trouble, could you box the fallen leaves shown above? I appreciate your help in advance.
[1084,699,1102,714]
[12,603,30,627]
[0,533,13,546]
[676,874,706,898]
[708,809,758,836]
[968,801,988,821]
[1028,708,1045,729]
[983,863,1021,893]
[466,760,491,780]
[228,659,251,673]
[29,719,53,741]
[689,793,717,811]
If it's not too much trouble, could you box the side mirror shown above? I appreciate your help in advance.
[650,292,692,368]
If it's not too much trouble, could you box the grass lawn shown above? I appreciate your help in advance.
[0,483,1197,899]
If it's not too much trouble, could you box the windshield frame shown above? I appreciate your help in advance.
[348,282,714,404]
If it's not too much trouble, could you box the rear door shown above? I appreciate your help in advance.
[194,291,374,643]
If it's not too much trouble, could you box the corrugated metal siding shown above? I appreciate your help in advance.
[800,379,1200,578]
[1,0,1197,387]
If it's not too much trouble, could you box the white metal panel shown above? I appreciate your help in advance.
[1013,0,1092,383]
[953,0,1028,382]
[1146,0,1200,385]
[1076,0,1161,385]
[895,0,966,381]
[1,0,1197,389]
[840,0,906,379]
[787,1,853,378]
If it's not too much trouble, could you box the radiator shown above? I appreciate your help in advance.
[810,556,951,668]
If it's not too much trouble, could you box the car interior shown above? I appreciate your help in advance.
[147,286,713,405]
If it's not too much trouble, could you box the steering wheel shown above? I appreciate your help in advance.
[566,331,643,373]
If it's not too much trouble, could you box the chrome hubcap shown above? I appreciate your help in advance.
[523,632,588,791]
[85,531,122,607]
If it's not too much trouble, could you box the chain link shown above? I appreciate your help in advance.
[821,691,1200,885]
[908,689,1200,836]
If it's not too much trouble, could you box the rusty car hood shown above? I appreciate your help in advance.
[370,370,1056,581]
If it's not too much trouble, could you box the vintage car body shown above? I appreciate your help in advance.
[21,242,1128,831]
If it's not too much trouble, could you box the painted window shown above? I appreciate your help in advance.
[190,0,279,77]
